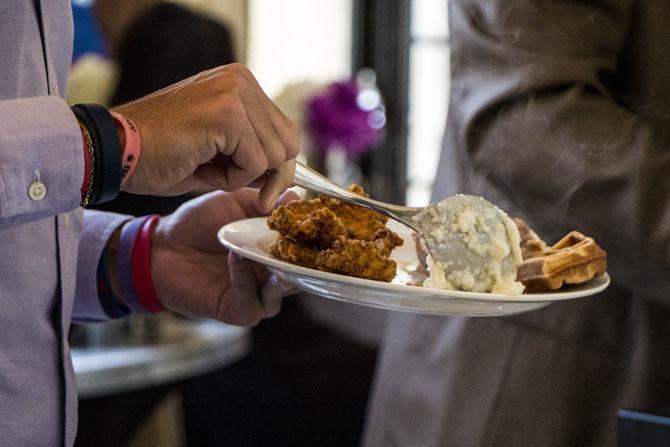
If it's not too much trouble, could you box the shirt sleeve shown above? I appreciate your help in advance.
[0,96,84,230]
[447,0,670,299]
[73,209,132,323]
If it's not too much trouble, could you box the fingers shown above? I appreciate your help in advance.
[257,158,297,212]
[226,252,266,326]
[258,274,294,318]
[225,253,289,325]
[277,188,301,206]
[110,64,299,197]
[243,92,289,169]
[194,146,267,193]
[224,64,301,161]
[224,64,301,164]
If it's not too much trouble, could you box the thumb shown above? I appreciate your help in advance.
[226,252,265,326]
[258,273,294,318]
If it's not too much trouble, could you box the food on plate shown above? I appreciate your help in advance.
[268,185,403,281]
[414,215,607,294]
[269,184,607,293]
[315,232,402,282]
[514,217,548,259]
[413,196,525,294]
[514,219,607,292]
[269,236,320,268]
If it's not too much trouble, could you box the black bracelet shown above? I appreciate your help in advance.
[71,104,122,204]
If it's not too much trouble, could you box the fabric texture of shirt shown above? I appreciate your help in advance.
[365,1,670,446]
[0,1,131,445]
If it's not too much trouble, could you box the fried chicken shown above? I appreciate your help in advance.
[269,237,320,269]
[318,185,388,240]
[268,185,403,282]
[269,204,345,248]
[315,235,399,282]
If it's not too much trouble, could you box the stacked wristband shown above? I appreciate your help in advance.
[72,103,122,205]
[112,215,166,314]
[116,217,152,313]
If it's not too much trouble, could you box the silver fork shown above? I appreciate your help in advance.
[293,161,521,292]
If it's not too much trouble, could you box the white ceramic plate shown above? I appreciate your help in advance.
[218,217,611,317]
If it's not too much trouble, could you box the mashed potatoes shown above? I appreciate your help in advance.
[412,195,524,294]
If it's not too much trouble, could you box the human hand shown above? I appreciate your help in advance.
[112,63,300,211]
[150,188,299,325]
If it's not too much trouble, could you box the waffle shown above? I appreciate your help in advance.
[514,219,607,292]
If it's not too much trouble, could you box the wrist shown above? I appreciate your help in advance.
[104,223,124,300]
[98,216,166,316]
[97,228,131,319]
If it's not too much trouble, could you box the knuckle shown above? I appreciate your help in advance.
[282,119,300,152]
[226,62,249,74]
[265,147,285,168]
[222,76,245,97]
[216,95,244,121]
[223,64,252,85]
[287,118,299,134]
[252,155,269,176]
[286,131,301,159]
[288,140,301,159]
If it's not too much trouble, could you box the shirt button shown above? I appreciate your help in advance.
[28,181,47,201]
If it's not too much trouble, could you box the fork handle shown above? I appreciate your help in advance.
[293,161,415,223]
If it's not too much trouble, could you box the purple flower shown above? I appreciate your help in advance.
[306,80,385,158]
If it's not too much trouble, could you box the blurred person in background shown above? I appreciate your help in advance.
[365,1,670,446]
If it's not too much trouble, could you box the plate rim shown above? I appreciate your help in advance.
[217,217,611,304]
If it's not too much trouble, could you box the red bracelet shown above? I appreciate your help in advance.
[130,215,165,313]
[110,111,141,186]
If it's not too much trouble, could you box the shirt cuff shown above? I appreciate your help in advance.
[0,96,84,230]
[74,210,132,323]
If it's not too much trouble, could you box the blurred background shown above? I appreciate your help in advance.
[68,0,449,446]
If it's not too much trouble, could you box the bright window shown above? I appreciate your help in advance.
[406,0,450,205]
[247,0,353,98]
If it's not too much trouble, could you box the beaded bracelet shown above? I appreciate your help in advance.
[79,124,95,207]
